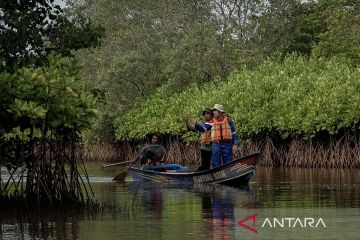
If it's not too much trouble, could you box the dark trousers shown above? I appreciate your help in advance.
[211,142,233,168]
[197,149,212,171]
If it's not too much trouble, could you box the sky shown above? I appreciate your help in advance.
[54,0,66,7]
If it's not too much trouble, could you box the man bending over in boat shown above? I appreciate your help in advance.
[138,134,166,166]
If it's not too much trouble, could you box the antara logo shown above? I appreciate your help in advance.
[261,217,327,228]
[238,214,326,234]
[237,214,258,233]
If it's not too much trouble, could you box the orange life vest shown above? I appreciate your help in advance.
[201,119,214,144]
[211,116,232,142]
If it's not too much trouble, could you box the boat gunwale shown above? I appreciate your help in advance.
[129,151,260,177]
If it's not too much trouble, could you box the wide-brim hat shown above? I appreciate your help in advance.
[202,107,213,116]
[212,104,225,112]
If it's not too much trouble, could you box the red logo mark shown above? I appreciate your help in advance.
[237,214,258,233]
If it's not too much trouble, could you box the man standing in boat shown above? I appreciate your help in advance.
[184,107,214,171]
[195,104,239,168]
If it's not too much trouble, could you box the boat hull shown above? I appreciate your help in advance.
[128,152,260,186]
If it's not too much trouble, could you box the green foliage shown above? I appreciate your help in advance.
[63,0,360,142]
[68,0,261,140]
[0,54,98,142]
[312,0,360,64]
[115,56,360,141]
[0,0,104,72]
[254,0,324,58]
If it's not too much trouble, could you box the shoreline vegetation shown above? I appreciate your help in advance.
[0,56,101,208]
[114,57,360,142]
[85,133,360,168]
[74,0,360,172]
[96,56,360,169]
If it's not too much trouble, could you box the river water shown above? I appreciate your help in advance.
[1,163,360,240]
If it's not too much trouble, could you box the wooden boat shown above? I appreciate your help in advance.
[128,152,260,186]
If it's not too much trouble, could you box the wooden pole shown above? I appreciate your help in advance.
[102,161,131,168]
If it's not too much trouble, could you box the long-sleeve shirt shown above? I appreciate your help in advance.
[195,117,239,145]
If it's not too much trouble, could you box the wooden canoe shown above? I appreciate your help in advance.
[128,152,260,186]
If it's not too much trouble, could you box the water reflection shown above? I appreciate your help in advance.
[194,184,255,240]
[201,186,234,240]
[251,167,360,208]
[128,183,256,240]
[1,166,360,240]
[0,208,82,240]
[140,186,164,219]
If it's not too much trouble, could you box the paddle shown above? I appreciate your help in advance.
[113,156,139,183]
[102,160,131,168]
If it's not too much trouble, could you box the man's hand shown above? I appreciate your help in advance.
[182,115,197,130]
[182,115,190,122]
[189,118,197,126]
[232,145,238,156]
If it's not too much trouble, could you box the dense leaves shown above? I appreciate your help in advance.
[0,1,102,205]
[15,0,360,144]
[0,55,98,205]
[0,0,104,72]
[312,0,360,64]
[68,0,345,142]
[0,54,98,142]
[115,56,360,141]
[68,0,265,141]
[255,0,324,58]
